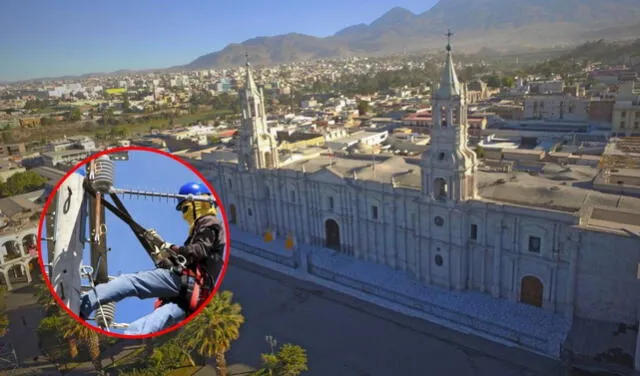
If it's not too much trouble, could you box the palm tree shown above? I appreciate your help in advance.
[178,291,244,376]
[34,282,58,316]
[254,343,309,376]
[60,314,102,372]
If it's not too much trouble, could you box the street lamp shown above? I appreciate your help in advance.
[265,335,277,354]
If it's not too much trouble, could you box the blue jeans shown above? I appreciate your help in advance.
[79,268,187,335]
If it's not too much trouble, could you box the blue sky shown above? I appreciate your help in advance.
[0,0,437,82]
[43,150,222,334]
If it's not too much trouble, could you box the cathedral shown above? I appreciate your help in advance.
[194,39,640,338]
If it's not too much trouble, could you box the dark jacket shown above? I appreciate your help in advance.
[176,214,225,287]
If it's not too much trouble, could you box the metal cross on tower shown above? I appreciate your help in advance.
[446,29,454,51]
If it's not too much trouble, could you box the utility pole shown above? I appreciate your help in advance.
[88,194,108,285]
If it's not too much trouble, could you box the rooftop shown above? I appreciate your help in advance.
[41,149,92,158]
[202,147,640,231]
[31,166,66,186]
[0,190,43,235]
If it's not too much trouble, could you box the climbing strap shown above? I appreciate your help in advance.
[80,265,110,332]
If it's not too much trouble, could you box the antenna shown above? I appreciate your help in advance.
[110,187,217,205]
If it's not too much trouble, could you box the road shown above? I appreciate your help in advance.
[221,257,568,376]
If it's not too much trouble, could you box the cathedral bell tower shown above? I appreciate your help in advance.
[237,54,279,171]
[420,31,478,202]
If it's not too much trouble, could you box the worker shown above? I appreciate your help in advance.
[78,182,225,335]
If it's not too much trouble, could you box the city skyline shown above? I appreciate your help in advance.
[0,0,434,82]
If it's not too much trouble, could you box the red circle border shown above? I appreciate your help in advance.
[36,145,231,339]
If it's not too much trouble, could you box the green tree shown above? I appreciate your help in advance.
[60,314,102,372]
[123,94,131,113]
[148,337,195,370]
[485,75,502,89]
[119,367,167,376]
[357,101,370,116]
[38,314,73,368]
[0,170,47,197]
[34,282,58,316]
[474,145,485,158]
[254,343,309,376]
[67,108,82,122]
[501,77,515,88]
[177,291,245,376]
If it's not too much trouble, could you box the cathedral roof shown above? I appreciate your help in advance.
[201,151,640,232]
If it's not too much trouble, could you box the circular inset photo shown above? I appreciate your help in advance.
[37,146,230,338]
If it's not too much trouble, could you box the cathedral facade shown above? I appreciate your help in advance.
[194,43,640,330]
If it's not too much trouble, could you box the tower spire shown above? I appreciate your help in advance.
[421,28,478,202]
[244,53,258,95]
[435,29,460,100]
[238,51,279,170]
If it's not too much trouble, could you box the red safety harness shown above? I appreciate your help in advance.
[154,257,213,314]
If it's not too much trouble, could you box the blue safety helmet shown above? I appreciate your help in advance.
[176,181,212,210]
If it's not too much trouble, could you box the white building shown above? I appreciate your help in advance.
[524,94,589,121]
[325,130,388,151]
[194,43,640,366]
[535,80,565,94]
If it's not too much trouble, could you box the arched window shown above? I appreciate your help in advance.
[434,178,448,200]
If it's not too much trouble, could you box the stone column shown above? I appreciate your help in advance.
[3,270,11,291]
[492,220,503,298]
[564,235,579,320]
[23,262,31,284]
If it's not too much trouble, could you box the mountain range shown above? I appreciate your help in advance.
[186,0,640,69]
[8,0,640,83]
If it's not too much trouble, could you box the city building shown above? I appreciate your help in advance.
[42,149,93,167]
[533,80,565,94]
[524,94,589,121]
[612,81,640,136]
[0,143,26,157]
[588,99,615,124]
[0,160,25,182]
[276,131,326,151]
[0,190,42,290]
[192,40,640,363]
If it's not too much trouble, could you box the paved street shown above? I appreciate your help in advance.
[221,257,569,376]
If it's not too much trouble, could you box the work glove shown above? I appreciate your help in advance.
[143,229,174,253]
[156,256,174,269]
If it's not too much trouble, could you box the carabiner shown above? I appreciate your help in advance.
[175,254,187,268]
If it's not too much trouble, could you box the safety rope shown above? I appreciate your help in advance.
[80,265,110,332]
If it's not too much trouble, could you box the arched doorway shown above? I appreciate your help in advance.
[520,276,543,307]
[3,240,20,262]
[325,219,340,251]
[229,204,237,224]
[7,264,28,284]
